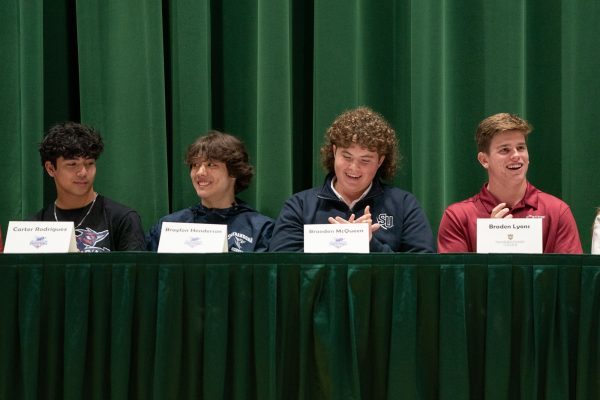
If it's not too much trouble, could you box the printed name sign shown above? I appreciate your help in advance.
[477,218,542,253]
[4,221,78,253]
[304,223,369,253]
[157,222,228,253]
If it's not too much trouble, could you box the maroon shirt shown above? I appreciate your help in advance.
[438,182,582,253]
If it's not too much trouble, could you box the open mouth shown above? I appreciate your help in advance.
[507,163,523,170]
[345,172,361,181]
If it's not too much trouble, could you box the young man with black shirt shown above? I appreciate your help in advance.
[31,122,146,252]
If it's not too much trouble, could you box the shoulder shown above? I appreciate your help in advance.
[376,184,426,212]
[99,196,140,217]
[28,204,52,221]
[156,207,196,224]
[286,186,321,203]
[235,204,275,225]
[444,193,479,214]
[535,189,571,209]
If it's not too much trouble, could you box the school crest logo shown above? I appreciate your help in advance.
[228,232,253,252]
[377,213,394,230]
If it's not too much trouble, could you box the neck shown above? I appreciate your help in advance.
[55,190,97,209]
[487,179,527,208]
[333,180,365,207]
[201,195,236,209]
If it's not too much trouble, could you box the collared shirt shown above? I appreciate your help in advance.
[437,182,582,253]
[330,177,372,210]
[269,173,434,253]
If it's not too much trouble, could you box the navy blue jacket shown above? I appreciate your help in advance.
[147,201,274,252]
[269,174,434,252]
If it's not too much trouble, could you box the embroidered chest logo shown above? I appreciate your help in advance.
[377,213,394,230]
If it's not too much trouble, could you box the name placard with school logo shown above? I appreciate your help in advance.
[304,223,369,253]
[476,218,542,253]
[4,221,78,253]
[157,222,228,253]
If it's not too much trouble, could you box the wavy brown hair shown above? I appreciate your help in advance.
[320,107,400,180]
[185,131,254,193]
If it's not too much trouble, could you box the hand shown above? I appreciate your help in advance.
[328,205,380,240]
[491,203,513,219]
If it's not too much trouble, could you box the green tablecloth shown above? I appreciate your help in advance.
[0,253,598,399]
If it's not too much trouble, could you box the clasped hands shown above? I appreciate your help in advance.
[491,203,513,218]
[327,205,380,241]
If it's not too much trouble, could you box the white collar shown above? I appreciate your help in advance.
[330,177,372,210]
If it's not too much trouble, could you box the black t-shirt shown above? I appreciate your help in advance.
[31,195,146,252]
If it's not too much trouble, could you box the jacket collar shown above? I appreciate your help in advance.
[191,199,252,218]
[317,173,384,203]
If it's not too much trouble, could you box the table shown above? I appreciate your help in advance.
[0,253,598,399]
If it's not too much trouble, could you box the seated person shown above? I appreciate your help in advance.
[438,113,582,253]
[269,106,434,252]
[31,122,146,252]
[592,209,600,254]
[146,131,274,252]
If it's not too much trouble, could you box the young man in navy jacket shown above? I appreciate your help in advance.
[146,131,273,252]
[269,107,434,253]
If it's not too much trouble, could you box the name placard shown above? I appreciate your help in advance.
[476,218,542,253]
[157,222,228,253]
[4,221,78,253]
[304,223,369,253]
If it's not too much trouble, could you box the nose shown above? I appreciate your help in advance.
[196,164,207,175]
[510,148,520,159]
[77,165,87,176]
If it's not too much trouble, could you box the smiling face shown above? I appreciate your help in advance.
[332,144,384,203]
[45,156,96,207]
[189,159,236,208]
[478,130,529,186]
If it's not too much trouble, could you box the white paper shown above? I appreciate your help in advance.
[157,222,228,253]
[4,221,78,253]
[476,218,542,253]
[304,223,369,253]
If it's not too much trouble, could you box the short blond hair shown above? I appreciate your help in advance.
[476,113,532,153]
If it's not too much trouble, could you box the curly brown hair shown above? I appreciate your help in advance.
[185,131,254,194]
[476,113,532,153]
[320,107,399,180]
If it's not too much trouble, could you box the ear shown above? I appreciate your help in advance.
[477,152,489,169]
[332,144,337,155]
[377,155,385,168]
[44,161,56,177]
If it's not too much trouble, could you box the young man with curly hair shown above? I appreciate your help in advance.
[146,131,274,252]
[437,113,582,253]
[269,107,434,252]
[31,122,146,252]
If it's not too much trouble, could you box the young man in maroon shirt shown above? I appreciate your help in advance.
[437,113,582,253]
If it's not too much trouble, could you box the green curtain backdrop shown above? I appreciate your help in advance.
[2,0,600,250]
